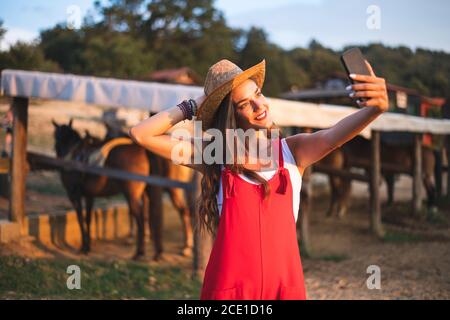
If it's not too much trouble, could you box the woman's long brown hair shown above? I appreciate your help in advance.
[196,93,282,237]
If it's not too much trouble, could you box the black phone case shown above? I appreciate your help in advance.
[340,48,371,84]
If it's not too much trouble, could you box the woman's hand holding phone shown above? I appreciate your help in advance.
[347,60,389,113]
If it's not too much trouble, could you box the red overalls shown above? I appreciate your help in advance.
[200,137,306,300]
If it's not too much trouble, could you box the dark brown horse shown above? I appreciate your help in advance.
[316,148,352,218]
[323,135,436,218]
[53,119,194,260]
[53,118,150,259]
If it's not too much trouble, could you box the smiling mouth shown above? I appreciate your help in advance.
[255,111,267,121]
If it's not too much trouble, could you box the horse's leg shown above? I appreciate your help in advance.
[337,178,352,219]
[128,210,135,239]
[68,192,87,254]
[84,196,95,253]
[146,185,164,261]
[326,175,339,217]
[169,188,193,257]
[142,191,149,239]
[423,174,437,211]
[384,173,395,206]
[423,149,437,212]
[125,193,145,260]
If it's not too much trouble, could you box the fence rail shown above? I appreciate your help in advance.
[27,151,193,191]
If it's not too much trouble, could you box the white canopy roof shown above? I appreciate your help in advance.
[2,69,450,138]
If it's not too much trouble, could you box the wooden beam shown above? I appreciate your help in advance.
[27,151,192,190]
[8,97,28,235]
[370,130,384,238]
[434,148,442,198]
[298,127,312,255]
[299,165,312,256]
[338,159,413,175]
[447,135,450,199]
[312,164,369,182]
[413,133,423,215]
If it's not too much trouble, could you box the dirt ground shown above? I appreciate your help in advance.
[1,174,449,300]
[0,99,449,299]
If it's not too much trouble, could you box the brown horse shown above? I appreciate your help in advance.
[145,153,195,257]
[315,149,352,218]
[323,135,436,218]
[102,120,195,258]
[52,118,151,259]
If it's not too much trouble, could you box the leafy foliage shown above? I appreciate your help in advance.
[0,1,449,98]
[0,41,59,72]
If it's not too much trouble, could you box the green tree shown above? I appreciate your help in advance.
[81,32,155,78]
[39,25,85,74]
[288,39,340,89]
[0,19,6,43]
[239,27,308,96]
[93,0,146,35]
[83,0,241,78]
[0,41,59,72]
[4,1,449,99]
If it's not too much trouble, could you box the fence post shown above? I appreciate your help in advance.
[434,148,442,198]
[447,134,450,199]
[8,97,29,235]
[296,127,312,256]
[299,165,312,256]
[370,130,384,238]
[192,171,213,281]
[413,133,423,216]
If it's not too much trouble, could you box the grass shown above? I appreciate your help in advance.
[382,231,423,243]
[28,134,54,153]
[310,254,349,262]
[313,254,349,262]
[26,178,68,197]
[0,256,201,299]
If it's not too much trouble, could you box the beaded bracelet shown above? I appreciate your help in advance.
[188,99,198,116]
[177,100,194,120]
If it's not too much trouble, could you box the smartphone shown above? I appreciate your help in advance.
[340,48,371,105]
[340,48,371,82]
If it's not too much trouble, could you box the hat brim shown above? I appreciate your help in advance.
[196,59,266,131]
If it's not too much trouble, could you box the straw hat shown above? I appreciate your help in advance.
[196,59,266,131]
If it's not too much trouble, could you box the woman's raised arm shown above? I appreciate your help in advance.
[128,95,206,172]
[286,60,388,173]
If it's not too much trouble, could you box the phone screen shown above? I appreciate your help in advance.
[340,48,371,83]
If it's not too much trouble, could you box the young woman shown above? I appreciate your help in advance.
[129,59,388,300]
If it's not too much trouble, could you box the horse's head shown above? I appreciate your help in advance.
[52,118,82,158]
[83,129,103,146]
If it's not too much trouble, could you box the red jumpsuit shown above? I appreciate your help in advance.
[200,138,306,300]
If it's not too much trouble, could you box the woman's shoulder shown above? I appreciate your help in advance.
[282,136,305,176]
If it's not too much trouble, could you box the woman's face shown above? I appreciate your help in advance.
[231,79,272,130]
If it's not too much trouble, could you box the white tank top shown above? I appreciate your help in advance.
[216,138,302,222]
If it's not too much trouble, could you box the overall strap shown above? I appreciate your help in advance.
[223,137,287,198]
[276,137,288,195]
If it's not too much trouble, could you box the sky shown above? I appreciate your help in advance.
[0,0,449,52]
